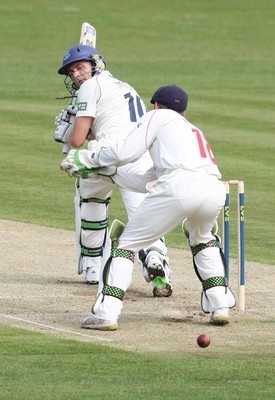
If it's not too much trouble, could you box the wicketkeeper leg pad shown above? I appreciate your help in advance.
[91,247,135,321]
[190,238,235,313]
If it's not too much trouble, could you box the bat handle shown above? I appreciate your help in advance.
[62,143,70,154]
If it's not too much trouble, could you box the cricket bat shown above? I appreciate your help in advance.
[79,22,97,47]
[62,22,97,154]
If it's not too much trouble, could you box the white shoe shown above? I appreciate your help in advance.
[85,266,100,285]
[81,314,118,331]
[210,307,229,325]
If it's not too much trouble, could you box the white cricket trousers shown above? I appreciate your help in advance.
[96,170,227,321]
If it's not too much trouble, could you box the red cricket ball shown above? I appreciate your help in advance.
[197,334,211,348]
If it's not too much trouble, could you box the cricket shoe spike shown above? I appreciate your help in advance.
[210,307,229,325]
[152,277,173,297]
[81,314,118,331]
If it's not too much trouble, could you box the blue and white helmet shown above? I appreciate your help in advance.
[58,45,106,75]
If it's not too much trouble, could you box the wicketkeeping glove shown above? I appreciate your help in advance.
[60,149,117,179]
[54,105,78,144]
[60,149,101,178]
[60,149,78,176]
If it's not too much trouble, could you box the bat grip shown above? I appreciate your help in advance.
[62,143,70,154]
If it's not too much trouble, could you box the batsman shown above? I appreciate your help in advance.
[53,42,172,297]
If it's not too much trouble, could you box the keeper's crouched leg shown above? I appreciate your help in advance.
[81,248,135,330]
[190,238,235,325]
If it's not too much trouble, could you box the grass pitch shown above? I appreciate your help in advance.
[1,323,274,400]
[1,0,274,264]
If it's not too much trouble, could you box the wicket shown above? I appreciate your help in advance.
[222,180,245,311]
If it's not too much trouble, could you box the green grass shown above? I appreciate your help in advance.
[1,324,274,400]
[1,0,275,398]
[1,0,274,264]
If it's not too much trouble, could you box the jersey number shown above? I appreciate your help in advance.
[124,93,144,122]
[192,128,217,165]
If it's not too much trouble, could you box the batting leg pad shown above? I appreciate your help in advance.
[75,194,111,274]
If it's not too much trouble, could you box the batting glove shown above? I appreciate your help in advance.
[55,106,78,125]
[54,106,78,143]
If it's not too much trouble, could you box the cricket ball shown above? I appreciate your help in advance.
[197,334,211,348]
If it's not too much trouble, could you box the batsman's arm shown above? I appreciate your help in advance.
[67,116,94,148]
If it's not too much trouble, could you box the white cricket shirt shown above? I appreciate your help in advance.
[76,70,147,144]
[93,109,222,179]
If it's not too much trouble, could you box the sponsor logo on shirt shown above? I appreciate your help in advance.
[78,102,88,111]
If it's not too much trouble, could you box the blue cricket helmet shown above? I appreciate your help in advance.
[58,45,106,75]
